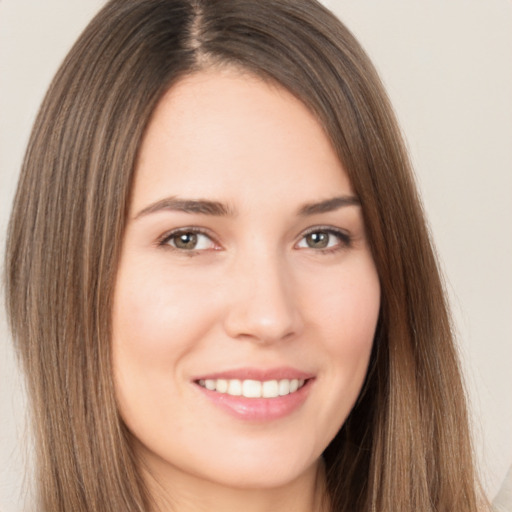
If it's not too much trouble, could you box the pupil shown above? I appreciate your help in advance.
[175,232,197,249]
[307,232,328,248]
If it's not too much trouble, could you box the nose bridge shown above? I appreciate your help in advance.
[223,244,302,343]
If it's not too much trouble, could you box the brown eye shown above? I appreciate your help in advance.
[305,232,329,249]
[297,227,351,252]
[172,232,198,250]
[162,230,216,251]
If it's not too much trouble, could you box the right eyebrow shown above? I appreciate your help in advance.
[133,197,236,220]
[298,195,360,216]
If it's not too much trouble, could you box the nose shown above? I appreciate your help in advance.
[222,252,304,344]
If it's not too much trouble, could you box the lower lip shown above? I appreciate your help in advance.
[195,379,313,421]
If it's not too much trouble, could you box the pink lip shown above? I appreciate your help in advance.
[192,367,315,422]
[193,366,314,382]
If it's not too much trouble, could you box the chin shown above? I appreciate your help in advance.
[135,433,322,492]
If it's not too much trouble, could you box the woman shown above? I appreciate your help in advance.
[4,0,489,510]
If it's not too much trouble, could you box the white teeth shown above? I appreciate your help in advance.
[216,379,228,393]
[278,379,290,396]
[243,379,262,398]
[198,378,307,397]
[227,379,242,396]
[262,380,279,398]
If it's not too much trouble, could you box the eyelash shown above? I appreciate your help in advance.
[298,226,353,253]
[157,226,352,254]
[157,227,219,254]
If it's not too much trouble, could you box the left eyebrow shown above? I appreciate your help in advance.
[133,197,236,219]
[298,195,360,216]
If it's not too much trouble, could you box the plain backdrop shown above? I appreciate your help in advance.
[1,1,511,510]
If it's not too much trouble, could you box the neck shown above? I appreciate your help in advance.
[143,458,329,512]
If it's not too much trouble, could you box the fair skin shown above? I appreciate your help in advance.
[112,68,381,512]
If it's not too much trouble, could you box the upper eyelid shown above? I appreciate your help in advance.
[298,225,351,241]
[299,225,349,236]
[156,224,351,248]
[157,226,218,247]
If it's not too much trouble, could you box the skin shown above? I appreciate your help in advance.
[112,68,381,512]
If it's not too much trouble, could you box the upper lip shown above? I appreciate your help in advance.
[192,367,315,382]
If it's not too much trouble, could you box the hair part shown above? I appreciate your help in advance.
[5,0,486,510]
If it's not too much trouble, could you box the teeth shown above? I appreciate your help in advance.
[262,380,279,398]
[227,379,242,396]
[243,379,262,398]
[216,379,228,393]
[198,378,307,398]
[278,379,290,396]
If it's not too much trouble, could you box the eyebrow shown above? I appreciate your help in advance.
[298,195,360,216]
[133,194,360,220]
[134,197,235,219]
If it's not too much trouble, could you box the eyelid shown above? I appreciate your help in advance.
[155,224,352,253]
[157,226,221,251]
[295,225,352,251]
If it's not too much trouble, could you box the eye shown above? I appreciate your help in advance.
[296,227,351,251]
[159,229,217,251]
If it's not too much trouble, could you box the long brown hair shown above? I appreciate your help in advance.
[5,0,486,510]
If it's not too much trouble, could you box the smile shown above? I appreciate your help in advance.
[197,378,306,398]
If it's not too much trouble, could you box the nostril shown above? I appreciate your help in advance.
[221,259,305,343]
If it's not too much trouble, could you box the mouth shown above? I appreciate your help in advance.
[192,369,314,421]
[196,378,308,398]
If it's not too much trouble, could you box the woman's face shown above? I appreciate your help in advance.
[112,69,380,492]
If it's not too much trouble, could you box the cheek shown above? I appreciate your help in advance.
[333,272,379,379]
[303,255,380,425]
[110,260,219,429]
[307,254,380,353]
[112,260,219,365]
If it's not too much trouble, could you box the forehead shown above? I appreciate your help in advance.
[132,68,353,213]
